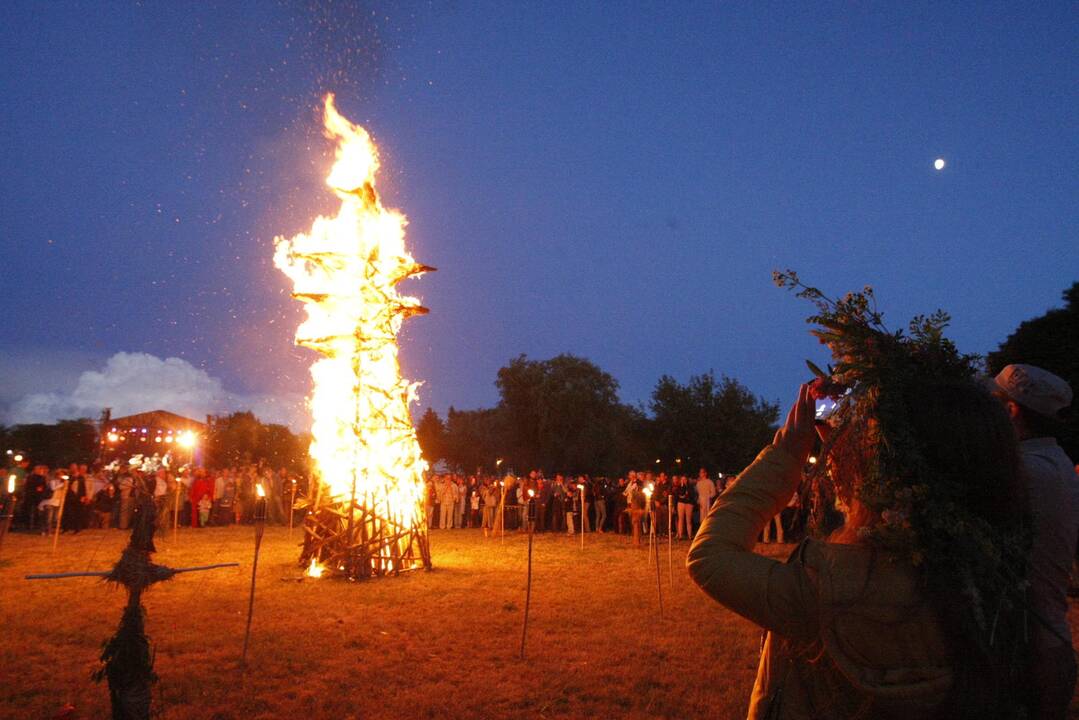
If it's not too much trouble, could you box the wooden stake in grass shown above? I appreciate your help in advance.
[0,475,16,559]
[288,479,297,539]
[667,493,674,589]
[642,484,663,615]
[52,476,71,554]
[499,480,506,544]
[578,483,586,550]
[643,485,654,566]
[241,484,268,668]
[519,489,536,659]
[172,483,181,545]
[650,506,664,617]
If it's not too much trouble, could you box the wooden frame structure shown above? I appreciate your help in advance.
[299,492,431,580]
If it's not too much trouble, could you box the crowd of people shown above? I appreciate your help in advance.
[3,455,797,547]
[421,467,804,545]
[2,460,307,534]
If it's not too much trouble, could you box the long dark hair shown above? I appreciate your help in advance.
[900,380,1028,719]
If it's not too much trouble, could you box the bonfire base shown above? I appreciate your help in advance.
[299,498,431,581]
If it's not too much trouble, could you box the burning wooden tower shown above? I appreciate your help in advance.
[274,94,432,580]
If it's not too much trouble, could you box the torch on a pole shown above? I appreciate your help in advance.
[52,476,71,554]
[577,483,585,550]
[172,482,181,545]
[288,478,297,539]
[0,474,16,559]
[241,483,268,668]
[668,493,674,588]
[499,480,506,545]
[644,484,654,565]
[519,489,536,659]
[644,484,663,617]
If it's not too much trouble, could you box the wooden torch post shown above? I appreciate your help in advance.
[241,483,267,668]
[645,485,663,616]
[668,492,674,588]
[288,478,297,539]
[52,477,70,554]
[578,483,585,550]
[0,475,16,558]
[519,489,536,659]
[499,480,506,545]
[172,481,181,544]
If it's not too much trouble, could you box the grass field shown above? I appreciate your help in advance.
[2,526,1078,719]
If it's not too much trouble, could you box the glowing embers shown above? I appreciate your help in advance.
[275,94,433,580]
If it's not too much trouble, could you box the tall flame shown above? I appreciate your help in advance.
[274,94,430,558]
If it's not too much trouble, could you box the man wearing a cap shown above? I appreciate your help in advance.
[988,364,1079,719]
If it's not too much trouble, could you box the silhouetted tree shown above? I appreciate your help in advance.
[206,412,309,472]
[987,282,1079,458]
[415,407,447,464]
[256,423,310,473]
[650,372,779,473]
[2,419,99,467]
[495,354,639,475]
[443,406,504,474]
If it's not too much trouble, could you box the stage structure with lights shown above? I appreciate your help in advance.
[274,94,433,580]
[99,409,203,466]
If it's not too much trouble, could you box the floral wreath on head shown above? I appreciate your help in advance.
[774,270,1033,646]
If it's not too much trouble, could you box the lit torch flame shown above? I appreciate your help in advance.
[274,93,432,571]
[256,483,266,498]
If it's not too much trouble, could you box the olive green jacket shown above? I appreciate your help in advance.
[687,446,953,719]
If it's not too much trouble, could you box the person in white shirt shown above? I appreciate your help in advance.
[453,476,465,528]
[694,468,716,526]
[39,471,65,535]
[153,468,170,529]
[438,475,456,529]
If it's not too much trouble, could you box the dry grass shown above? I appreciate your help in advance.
[3,527,1078,719]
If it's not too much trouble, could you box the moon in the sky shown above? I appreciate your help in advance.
[934,158,946,171]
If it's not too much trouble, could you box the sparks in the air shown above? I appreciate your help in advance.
[933,158,946,171]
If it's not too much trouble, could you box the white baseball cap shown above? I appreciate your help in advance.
[987,364,1072,418]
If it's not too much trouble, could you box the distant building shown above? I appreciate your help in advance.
[99,408,207,465]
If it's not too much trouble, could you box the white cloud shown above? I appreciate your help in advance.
[4,352,308,431]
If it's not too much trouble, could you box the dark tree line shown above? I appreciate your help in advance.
[204,411,310,472]
[415,353,780,477]
[651,372,780,473]
[0,420,100,467]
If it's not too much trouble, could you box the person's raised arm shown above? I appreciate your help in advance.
[687,384,819,639]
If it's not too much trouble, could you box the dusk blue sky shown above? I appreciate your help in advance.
[1,1,1076,428]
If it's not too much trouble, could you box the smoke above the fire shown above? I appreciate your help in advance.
[4,352,305,430]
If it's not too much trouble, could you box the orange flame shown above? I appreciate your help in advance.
[274,94,430,560]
